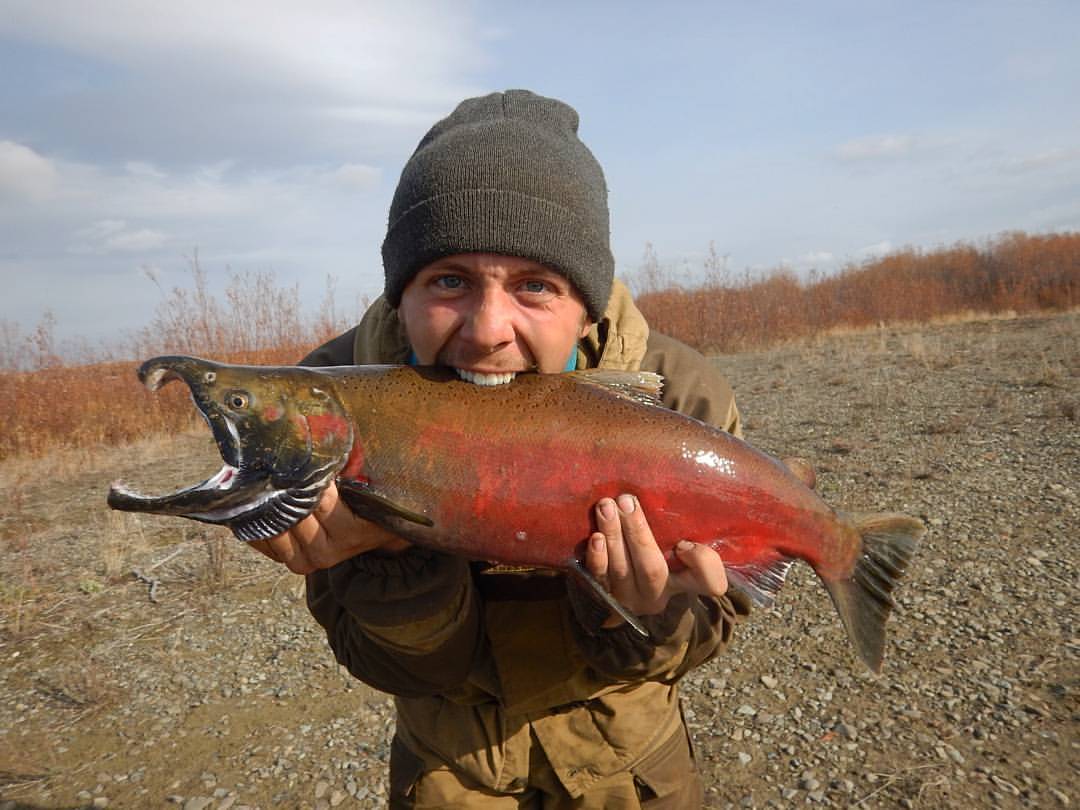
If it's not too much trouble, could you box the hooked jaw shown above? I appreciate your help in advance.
[108,463,248,516]
[107,460,333,542]
[107,355,348,543]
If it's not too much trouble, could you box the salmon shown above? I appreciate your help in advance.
[108,356,924,671]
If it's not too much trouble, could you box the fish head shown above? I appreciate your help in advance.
[108,355,354,542]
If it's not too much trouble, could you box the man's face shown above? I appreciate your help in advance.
[398,253,592,384]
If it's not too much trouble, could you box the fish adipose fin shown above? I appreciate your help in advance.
[824,513,924,674]
[725,553,796,608]
[337,480,434,527]
[567,370,664,408]
[567,559,649,638]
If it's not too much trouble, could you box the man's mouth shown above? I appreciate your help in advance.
[454,368,518,386]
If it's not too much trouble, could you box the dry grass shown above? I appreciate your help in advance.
[1,230,1077,462]
[1,256,363,460]
[632,230,1080,353]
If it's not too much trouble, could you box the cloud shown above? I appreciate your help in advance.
[324,163,381,191]
[1000,147,1080,174]
[124,161,167,180]
[798,250,835,265]
[858,240,894,259]
[0,2,487,153]
[834,134,916,162]
[0,140,58,201]
[71,219,168,253]
[776,250,838,273]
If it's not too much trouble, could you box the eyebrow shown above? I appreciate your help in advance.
[423,261,564,281]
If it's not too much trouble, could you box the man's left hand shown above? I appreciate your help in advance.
[586,494,728,628]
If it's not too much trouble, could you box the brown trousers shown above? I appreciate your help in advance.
[389,726,703,809]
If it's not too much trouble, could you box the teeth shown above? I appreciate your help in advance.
[455,369,517,386]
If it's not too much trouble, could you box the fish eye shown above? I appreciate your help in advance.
[225,391,250,410]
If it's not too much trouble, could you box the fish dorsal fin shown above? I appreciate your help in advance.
[567,369,664,408]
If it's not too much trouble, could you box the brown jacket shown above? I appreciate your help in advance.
[304,280,750,798]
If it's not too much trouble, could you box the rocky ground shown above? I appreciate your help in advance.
[0,311,1076,809]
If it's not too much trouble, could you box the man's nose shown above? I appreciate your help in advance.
[461,288,516,351]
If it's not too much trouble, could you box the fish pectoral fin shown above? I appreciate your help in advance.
[567,370,664,408]
[566,559,649,638]
[724,552,796,608]
[336,480,434,527]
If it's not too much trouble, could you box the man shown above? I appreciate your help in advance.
[253,89,751,808]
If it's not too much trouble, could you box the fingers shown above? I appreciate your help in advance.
[671,540,728,598]
[589,493,731,623]
[592,494,669,614]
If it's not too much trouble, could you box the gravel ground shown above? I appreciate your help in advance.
[0,311,1076,809]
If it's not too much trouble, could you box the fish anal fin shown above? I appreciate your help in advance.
[823,512,924,674]
[725,553,796,608]
[566,559,649,638]
[567,370,664,408]
[336,479,434,527]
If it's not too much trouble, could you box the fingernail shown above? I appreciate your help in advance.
[591,534,605,551]
[598,499,616,520]
[676,540,694,552]
[617,494,636,514]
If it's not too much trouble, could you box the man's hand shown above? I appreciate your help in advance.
[586,494,727,628]
[249,481,410,575]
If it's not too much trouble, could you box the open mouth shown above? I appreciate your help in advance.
[107,461,330,542]
[454,368,518,386]
[105,355,338,543]
[106,428,340,542]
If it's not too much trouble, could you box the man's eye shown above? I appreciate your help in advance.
[435,275,465,290]
[521,279,550,294]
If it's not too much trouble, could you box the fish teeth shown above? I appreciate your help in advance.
[455,369,517,386]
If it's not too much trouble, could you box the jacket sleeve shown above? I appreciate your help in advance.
[568,587,752,682]
[568,330,750,680]
[305,548,486,696]
[644,331,742,438]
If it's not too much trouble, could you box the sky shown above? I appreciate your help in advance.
[2,0,1078,349]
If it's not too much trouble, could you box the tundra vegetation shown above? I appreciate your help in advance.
[1,230,1077,461]
[0,229,1077,808]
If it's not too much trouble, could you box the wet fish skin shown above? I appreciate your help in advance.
[108,356,924,672]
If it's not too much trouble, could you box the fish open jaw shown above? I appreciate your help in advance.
[107,462,248,514]
[108,355,354,544]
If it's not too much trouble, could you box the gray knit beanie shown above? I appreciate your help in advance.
[381,89,615,321]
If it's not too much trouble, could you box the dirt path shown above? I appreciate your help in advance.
[1,311,1076,809]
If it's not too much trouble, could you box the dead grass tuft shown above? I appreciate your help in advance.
[202,532,233,590]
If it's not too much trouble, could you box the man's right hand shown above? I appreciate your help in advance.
[249,481,410,575]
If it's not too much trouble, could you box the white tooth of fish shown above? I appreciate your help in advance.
[455,369,517,386]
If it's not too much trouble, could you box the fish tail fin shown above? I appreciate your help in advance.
[823,512,924,673]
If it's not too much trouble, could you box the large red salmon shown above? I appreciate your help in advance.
[108,356,923,671]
